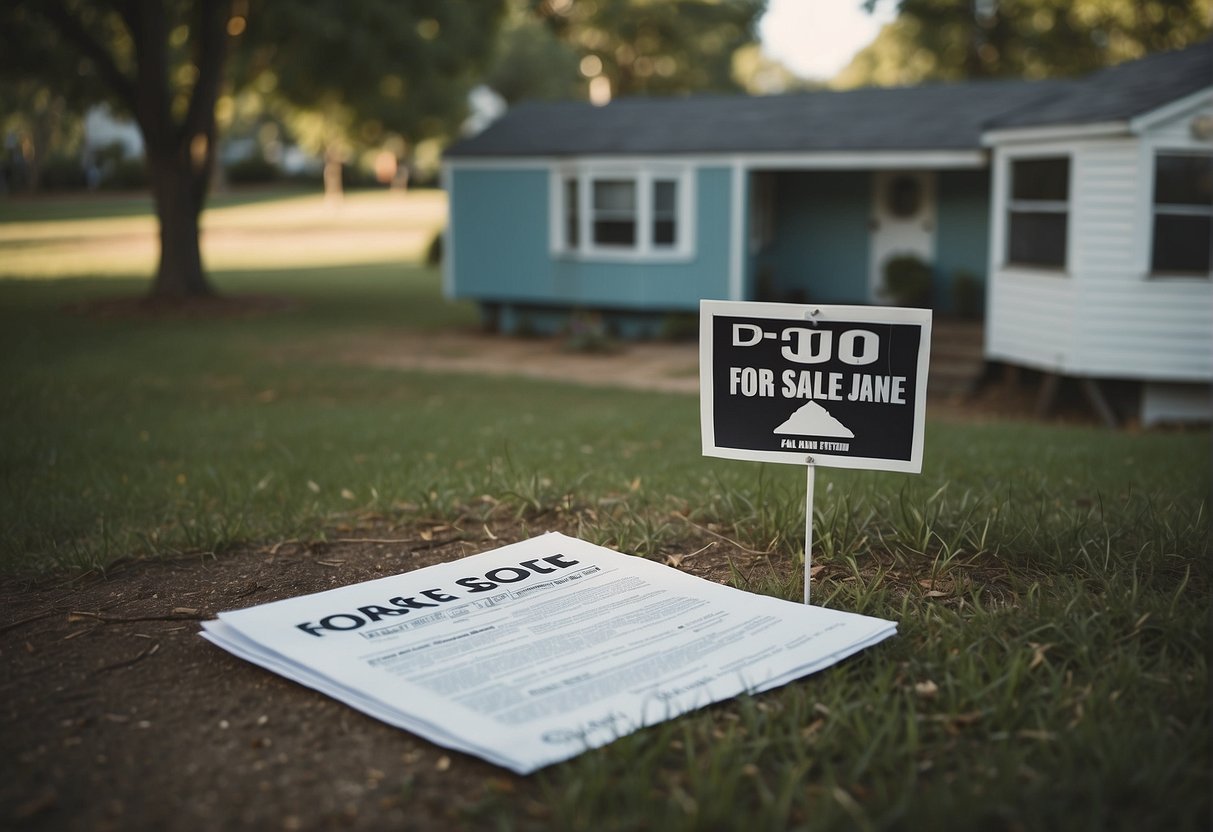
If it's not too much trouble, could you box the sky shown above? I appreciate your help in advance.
[759,0,899,81]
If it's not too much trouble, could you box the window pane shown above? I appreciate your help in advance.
[1154,154,1213,206]
[653,220,676,246]
[1152,214,1211,273]
[592,179,636,247]
[653,180,676,214]
[594,220,636,245]
[593,180,635,212]
[653,179,677,247]
[1008,211,1067,268]
[564,178,579,248]
[1011,157,1069,201]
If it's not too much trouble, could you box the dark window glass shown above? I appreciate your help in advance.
[593,220,636,245]
[887,175,922,217]
[1152,214,1211,273]
[1011,157,1069,201]
[653,179,677,246]
[564,178,579,248]
[1008,211,1067,268]
[1151,154,1213,275]
[1154,155,1213,206]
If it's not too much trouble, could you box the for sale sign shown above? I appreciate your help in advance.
[700,301,932,473]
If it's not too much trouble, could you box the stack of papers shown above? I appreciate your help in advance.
[201,533,896,774]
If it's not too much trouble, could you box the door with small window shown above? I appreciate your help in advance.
[868,171,937,303]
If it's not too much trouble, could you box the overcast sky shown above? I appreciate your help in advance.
[759,0,897,80]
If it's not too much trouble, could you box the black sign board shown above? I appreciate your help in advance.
[700,301,932,473]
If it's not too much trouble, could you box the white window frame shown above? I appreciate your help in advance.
[550,161,696,262]
[1147,149,1212,279]
[1003,152,1072,273]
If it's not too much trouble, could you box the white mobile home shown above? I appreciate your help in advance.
[446,42,1212,424]
[983,44,1212,425]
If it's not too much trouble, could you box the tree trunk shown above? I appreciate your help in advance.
[147,152,214,299]
[323,145,344,204]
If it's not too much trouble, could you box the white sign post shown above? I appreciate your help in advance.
[699,300,933,604]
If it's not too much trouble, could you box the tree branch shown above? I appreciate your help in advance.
[182,0,232,141]
[39,1,138,114]
[127,0,173,152]
[183,0,233,209]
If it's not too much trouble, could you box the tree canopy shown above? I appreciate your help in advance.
[839,0,1213,88]
[237,0,504,196]
[2,0,506,298]
[526,0,767,101]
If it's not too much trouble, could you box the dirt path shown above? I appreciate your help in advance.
[335,330,1066,423]
[342,330,702,395]
[0,517,769,831]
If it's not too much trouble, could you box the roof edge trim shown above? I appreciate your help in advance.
[1129,86,1213,134]
[445,150,988,170]
[982,120,1129,147]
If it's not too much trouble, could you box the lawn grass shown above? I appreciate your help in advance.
[1,190,1208,829]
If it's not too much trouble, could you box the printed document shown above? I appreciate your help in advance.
[201,533,895,773]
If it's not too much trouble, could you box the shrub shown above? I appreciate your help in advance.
[38,155,88,191]
[882,255,932,307]
[425,230,444,266]
[98,157,147,190]
[225,155,280,185]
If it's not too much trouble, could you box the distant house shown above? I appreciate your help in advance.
[443,42,1212,424]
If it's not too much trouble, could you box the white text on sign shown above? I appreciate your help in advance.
[728,368,906,404]
[729,323,907,401]
[732,324,881,366]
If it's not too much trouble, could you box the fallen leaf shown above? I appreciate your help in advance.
[1016,729,1056,742]
[1028,642,1053,670]
[307,480,320,493]
[340,488,356,501]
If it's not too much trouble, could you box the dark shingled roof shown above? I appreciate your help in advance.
[986,38,1212,129]
[446,41,1211,158]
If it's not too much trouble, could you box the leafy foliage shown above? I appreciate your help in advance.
[841,0,1213,86]
[531,0,766,98]
[2,0,507,293]
[238,0,506,159]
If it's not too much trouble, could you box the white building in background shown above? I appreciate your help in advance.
[83,104,143,159]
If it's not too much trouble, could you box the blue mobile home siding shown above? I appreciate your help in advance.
[449,166,733,313]
[755,171,873,305]
[934,169,990,314]
[448,168,552,302]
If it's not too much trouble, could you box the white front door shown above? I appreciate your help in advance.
[868,171,937,303]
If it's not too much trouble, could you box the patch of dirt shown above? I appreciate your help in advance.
[0,516,785,831]
[341,330,703,395]
[336,329,1113,425]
